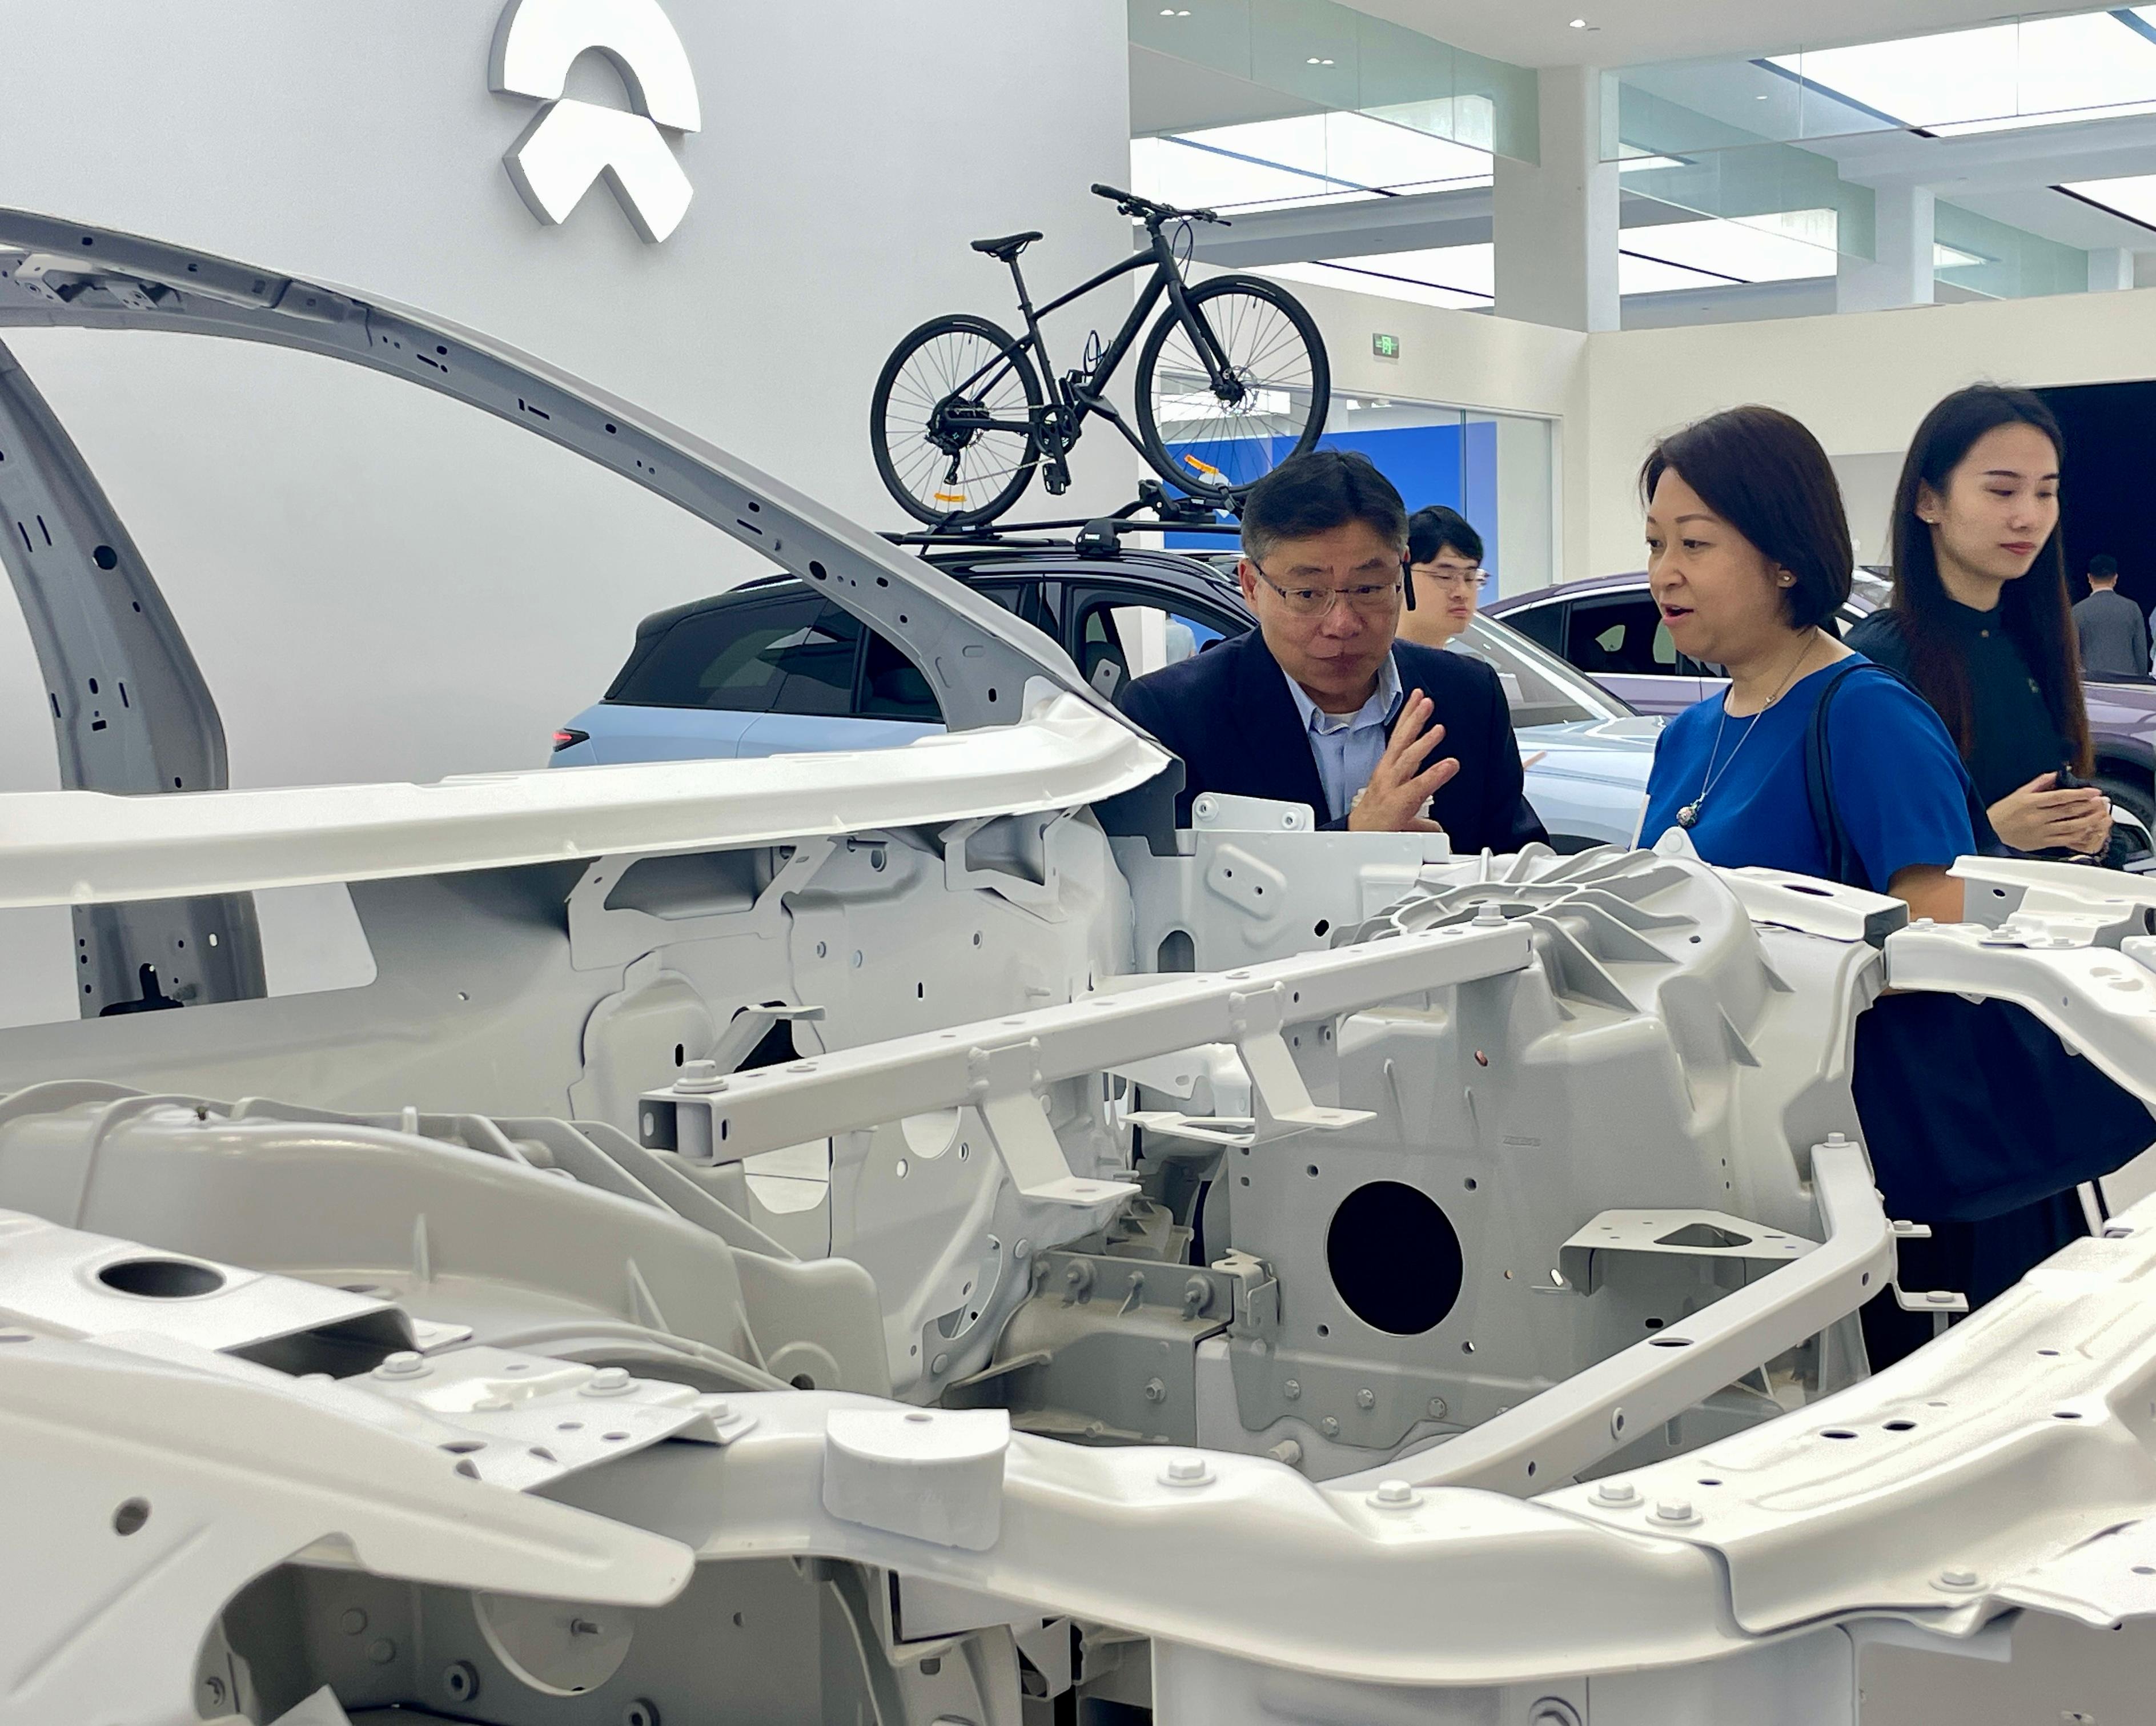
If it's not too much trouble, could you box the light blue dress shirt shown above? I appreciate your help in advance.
[1280,652,1404,822]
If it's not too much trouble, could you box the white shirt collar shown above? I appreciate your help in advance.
[1282,649,1403,737]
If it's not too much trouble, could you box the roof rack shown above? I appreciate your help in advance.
[880,479,1242,554]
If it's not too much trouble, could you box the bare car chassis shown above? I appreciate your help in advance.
[5,215,2156,1726]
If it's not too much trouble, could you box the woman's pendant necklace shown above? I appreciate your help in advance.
[1679,636,1820,832]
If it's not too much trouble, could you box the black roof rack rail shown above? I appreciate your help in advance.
[880,481,1243,555]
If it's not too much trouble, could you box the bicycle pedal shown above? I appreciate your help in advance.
[1044,468,1071,496]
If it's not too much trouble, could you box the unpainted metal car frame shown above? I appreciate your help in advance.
[3,215,2156,1726]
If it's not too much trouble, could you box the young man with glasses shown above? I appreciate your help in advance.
[1120,449,1547,848]
[1399,504,1486,650]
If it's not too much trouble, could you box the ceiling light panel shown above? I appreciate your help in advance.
[1769,10,2156,136]
[1129,136,1379,212]
[2061,171,2156,227]
[1622,211,1840,285]
[1616,252,1741,295]
[1261,260,1491,310]
[1199,113,1491,190]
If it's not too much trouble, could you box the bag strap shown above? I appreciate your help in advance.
[1803,661,1873,888]
[1804,658,1997,889]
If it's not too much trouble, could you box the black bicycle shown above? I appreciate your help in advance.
[871,183,1330,527]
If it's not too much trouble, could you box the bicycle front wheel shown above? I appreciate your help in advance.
[870,314,1043,527]
[1134,275,1329,501]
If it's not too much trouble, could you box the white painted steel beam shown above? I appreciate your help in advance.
[637,918,1535,1169]
[0,691,1166,908]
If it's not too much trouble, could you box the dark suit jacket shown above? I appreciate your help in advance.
[1119,628,1549,852]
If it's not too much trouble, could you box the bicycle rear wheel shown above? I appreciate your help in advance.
[870,314,1042,527]
[1134,275,1328,502]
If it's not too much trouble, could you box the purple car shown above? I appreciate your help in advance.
[1488,571,2156,825]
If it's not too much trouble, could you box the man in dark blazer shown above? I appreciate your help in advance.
[1121,449,1547,852]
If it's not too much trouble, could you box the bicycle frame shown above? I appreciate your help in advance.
[950,223,1236,457]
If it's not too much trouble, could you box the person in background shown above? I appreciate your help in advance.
[1847,387,2111,859]
[1118,449,1547,849]
[2074,553,2149,680]
[1398,505,1485,649]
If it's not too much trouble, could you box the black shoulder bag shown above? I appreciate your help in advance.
[1804,660,2154,1223]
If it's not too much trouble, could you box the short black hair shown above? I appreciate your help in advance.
[1240,448,1407,562]
[1640,404,1852,633]
[1408,504,1483,567]
[2091,553,2119,580]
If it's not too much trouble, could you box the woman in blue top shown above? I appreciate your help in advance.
[1636,406,2153,1371]
[1636,404,1977,908]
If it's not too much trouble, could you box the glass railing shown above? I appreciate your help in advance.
[1129,0,1539,165]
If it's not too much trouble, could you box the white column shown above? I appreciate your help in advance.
[1492,66,1620,332]
[1837,184,1934,312]
[2089,247,2134,291]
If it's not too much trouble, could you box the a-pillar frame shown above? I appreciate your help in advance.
[1492,66,1620,334]
[1837,185,1935,312]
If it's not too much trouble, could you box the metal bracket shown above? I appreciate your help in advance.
[708,1001,826,1077]
[1126,980,1372,1148]
[940,813,1067,918]
[1555,1209,1817,1298]
[567,838,834,973]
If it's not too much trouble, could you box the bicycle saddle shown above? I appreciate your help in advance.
[970,230,1042,262]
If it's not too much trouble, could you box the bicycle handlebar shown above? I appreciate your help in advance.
[1089,182,1230,228]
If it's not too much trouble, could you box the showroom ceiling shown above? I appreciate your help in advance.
[1333,0,2115,72]
[1134,2,2156,319]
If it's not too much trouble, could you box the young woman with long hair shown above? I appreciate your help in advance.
[1846,386,2110,858]
[1635,404,2151,1370]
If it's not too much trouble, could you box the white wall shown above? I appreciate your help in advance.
[1578,290,2156,576]
[0,0,1133,790]
[1250,273,2156,588]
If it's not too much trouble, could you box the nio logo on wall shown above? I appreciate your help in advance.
[489,0,700,243]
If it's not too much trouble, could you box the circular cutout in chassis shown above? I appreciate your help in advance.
[1325,1181,1463,1335]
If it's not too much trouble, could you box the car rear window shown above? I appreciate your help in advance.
[609,596,861,713]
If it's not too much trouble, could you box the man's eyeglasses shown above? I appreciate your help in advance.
[1251,562,1403,620]
[1414,563,1487,588]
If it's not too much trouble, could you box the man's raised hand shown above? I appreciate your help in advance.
[1347,689,1460,832]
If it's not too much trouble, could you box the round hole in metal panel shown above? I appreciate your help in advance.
[1325,1181,1463,1336]
[98,1258,224,1299]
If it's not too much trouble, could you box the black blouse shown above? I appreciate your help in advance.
[1844,604,2069,808]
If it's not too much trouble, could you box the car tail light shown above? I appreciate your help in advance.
[551,728,589,753]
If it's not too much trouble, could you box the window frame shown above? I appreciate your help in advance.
[1562,591,1681,680]
[1061,581,1246,693]
[605,590,838,715]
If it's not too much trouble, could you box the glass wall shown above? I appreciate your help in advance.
[1129,0,1539,220]
[1129,0,1538,161]
[1167,395,1557,595]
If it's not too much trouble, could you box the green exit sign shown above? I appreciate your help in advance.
[1372,332,1400,359]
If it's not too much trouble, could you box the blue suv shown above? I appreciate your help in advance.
[552,539,1658,851]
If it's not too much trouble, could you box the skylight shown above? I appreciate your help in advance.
[2061,171,2156,230]
[1260,247,1495,310]
[1251,211,1842,311]
[1131,111,1493,214]
[1627,210,1838,282]
[1768,9,2156,137]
